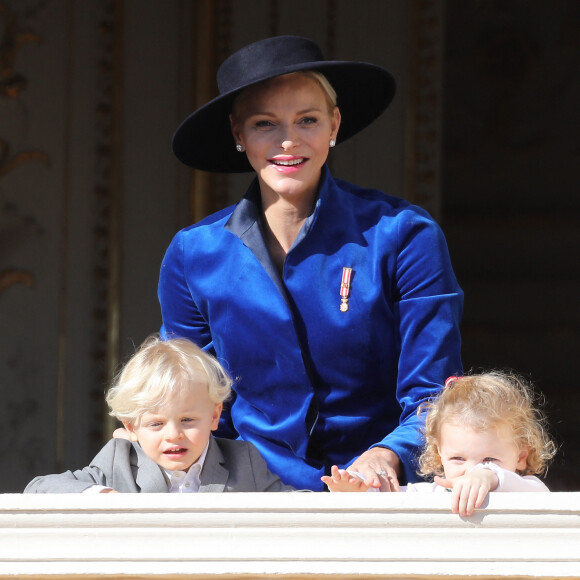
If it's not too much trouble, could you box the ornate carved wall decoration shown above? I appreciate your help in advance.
[0,1,49,295]
[405,0,443,219]
[325,0,337,59]
[94,0,124,439]
[0,1,40,98]
[189,0,232,222]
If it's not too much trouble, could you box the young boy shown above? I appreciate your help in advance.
[25,336,295,493]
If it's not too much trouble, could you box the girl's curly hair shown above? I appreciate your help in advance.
[418,371,556,478]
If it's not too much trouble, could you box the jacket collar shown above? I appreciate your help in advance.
[224,166,329,284]
[132,442,171,493]
[199,437,229,492]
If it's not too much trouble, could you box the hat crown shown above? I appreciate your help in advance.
[217,36,325,95]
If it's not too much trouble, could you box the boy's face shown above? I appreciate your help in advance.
[437,421,529,481]
[123,381,222,472]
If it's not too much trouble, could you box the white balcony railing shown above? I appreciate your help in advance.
[1,492,580,578]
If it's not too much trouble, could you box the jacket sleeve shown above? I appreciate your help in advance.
[158,230,212,347]
[374,208,463,483]
[472,463,550,492]
[23,440,119,493]
[158,230,239,439]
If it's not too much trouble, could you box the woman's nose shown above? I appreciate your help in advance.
[279,125,298,150]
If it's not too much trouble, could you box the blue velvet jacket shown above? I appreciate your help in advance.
[159,167,463,490]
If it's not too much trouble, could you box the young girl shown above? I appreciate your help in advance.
[323,371,556,515]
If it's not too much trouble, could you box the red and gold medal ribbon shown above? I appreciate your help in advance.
[340,267,353,312]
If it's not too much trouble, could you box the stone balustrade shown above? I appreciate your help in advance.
[1,492,580,578]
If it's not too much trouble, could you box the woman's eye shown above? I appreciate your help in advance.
[255,120,274,128]
[299,116,317,125]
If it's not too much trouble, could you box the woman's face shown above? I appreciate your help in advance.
[230,73,341,203]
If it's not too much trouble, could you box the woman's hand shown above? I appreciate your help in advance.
[347,447,402,492]
[435,469,499,516]
[321,465,373,492]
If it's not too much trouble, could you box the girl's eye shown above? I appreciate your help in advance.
[148,422,163,428]
[450,457,464,462]
[483,457,496,463]
[181,417,194,423]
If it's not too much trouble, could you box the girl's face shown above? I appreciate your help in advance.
[437,421,529,480]
[230,73,341,203]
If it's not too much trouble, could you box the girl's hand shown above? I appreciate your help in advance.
[321,465,372,492]
[435,469,499,516]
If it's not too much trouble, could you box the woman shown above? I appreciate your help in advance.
[159,35,463,491]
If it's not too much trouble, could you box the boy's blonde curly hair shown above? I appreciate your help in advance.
[418,371,556,478]
[106,335,232,423]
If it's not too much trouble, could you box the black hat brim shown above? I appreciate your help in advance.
[172,60,396,173]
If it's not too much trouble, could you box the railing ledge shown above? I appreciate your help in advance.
[1,492,580,578]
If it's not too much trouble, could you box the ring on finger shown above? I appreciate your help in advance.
[377,470,387,476]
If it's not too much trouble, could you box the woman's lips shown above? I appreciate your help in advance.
[269,157,308,172]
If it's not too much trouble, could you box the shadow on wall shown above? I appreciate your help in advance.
[442,0,580,491]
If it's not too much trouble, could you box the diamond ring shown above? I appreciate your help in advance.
[377,470,387,476]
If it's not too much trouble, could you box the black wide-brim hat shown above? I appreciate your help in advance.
[172,35,396,173]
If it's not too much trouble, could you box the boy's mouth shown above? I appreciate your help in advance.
[163,447,187,455]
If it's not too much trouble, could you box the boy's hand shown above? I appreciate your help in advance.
[435,469,499,516]
[321,465,373,492]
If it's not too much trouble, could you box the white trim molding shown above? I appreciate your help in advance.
[1,492,580,578]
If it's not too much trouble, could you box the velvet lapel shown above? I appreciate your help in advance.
[224,179,287,298]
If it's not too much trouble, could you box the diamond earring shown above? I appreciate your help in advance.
[236,144,243,152]
[329,139,336,148]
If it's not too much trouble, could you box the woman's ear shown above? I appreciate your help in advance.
[330,106,341,142]
[211,403,223,431]
[230,114,242,148]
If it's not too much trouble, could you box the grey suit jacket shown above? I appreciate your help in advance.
[24,436,295,493]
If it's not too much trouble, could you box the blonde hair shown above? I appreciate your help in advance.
[231,70,338,119]
[299,70,338,110]
[418,371,556,478]
[106,335,232,423]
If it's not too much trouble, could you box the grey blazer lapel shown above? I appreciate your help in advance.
[199,437,228,492]
[133,442,170,493]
